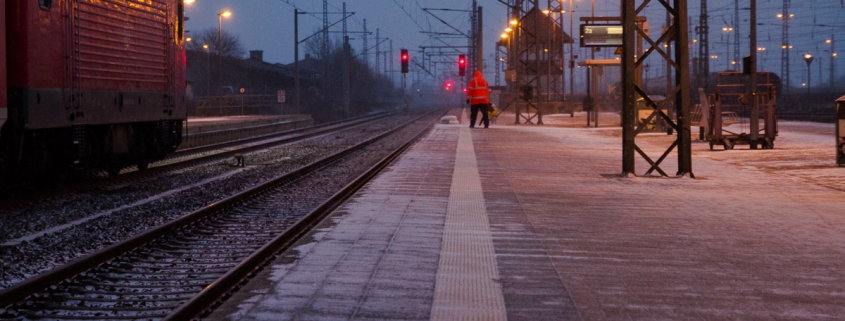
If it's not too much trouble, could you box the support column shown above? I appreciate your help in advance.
[749,0,759,149]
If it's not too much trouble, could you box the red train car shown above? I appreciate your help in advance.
[1,0,187,178]
[0,0,6,135]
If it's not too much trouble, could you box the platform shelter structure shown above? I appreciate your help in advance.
[578,59,622,127]
[502,1,573,125]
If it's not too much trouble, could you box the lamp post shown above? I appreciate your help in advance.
[804,53,814,94]
[503,27,513,87]
[202,44,211,97]
[777,13,794,95]
[217,10,231,96]
[568,0,573,102]
[828,37,836,89]
[510,18,520,124]
[722,27,733,71]
[294,9,308,114]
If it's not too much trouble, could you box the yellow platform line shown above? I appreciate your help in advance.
[431,127,507,321]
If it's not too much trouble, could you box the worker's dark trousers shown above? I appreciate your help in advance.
[470,103,489,128]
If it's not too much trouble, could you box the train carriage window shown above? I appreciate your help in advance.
[38,0,52,9]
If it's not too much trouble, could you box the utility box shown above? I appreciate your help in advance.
[837,96,845,166]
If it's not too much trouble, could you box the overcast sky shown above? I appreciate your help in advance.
[185,0,845,89]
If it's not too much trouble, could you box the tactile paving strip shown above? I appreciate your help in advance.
[430,127,507,321]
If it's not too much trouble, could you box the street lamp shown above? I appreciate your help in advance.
[203,44,211,97]
[503,27,513,75]
[777,13,794,94]
[217,10,231,98]
[722,27,733,71]
[804,53,814,94]
[293,9,310,114]
[828,37,836,89]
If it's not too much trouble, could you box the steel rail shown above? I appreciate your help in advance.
[172,112,394,158]
[0,112,394,214]
[0,109,443,314]
[166,109,443,320]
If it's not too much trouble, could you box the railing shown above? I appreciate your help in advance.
[191,95,293,116]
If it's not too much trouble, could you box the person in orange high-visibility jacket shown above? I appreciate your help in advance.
[466,70,491,128]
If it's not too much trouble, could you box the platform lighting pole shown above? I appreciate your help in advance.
[722,27,733,71]
[203,44,210,97]
[779,2,791,96]
[749,0,758,149]
[568,0,574,102]
[477,6,483,76]
[804,54,814,94]
[829,36,836,90]
[343,36,351,118]
[697,0,710,94]
[294,9,302,114]
[217,11,231,91]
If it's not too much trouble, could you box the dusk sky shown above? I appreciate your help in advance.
[185,0,845,89]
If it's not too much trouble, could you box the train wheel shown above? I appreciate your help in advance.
[106,165,121,177]
[137,158,150,171]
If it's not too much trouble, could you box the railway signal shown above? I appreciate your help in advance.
[458,55,466,76]
[445,80,453,90]
[401,49,409,74]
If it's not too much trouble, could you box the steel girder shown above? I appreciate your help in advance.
[622,0,694,177]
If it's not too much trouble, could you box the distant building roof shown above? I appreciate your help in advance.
[518,7,575,45]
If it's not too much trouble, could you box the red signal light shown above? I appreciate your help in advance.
[445,80,453,90]
[458,54,467,76]
[401,49,409,73]
[462,88,467,93]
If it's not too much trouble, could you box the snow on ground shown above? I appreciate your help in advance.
[493,112,842,192]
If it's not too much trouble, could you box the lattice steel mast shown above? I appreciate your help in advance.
[782,0,790,94]
[696,0,709,91]
[733,0,740,71]
[621,0,693,177]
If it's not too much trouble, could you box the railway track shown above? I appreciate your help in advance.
[0,109,444,320]
[0,112,394,213]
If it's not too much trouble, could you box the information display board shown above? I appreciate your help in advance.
[580,24,623,47]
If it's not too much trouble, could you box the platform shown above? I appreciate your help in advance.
[179,115,313,149]
[208,108,845,320]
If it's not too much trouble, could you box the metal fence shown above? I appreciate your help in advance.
[191,95,294,117]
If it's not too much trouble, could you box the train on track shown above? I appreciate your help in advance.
[0,0,186,179]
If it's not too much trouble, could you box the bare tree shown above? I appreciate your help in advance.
[303,30,338,61]
[187,28,246,58]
